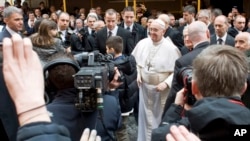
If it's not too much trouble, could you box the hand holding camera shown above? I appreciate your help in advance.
[174,88,192,110]
[177,67,196,106]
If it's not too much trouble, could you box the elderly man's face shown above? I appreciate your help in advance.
[149,21,165,42]
[235,34,250,51]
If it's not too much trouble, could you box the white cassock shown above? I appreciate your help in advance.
[132,37,181,141]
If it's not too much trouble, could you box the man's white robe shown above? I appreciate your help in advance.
[132,37,181,141]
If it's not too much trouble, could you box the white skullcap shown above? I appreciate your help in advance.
[152,19,166,29]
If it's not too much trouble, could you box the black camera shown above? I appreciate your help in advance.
[73,51,124,112]
[78,28,88,37]
[177,67,196,105]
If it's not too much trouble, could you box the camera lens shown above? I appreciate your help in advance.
[177,67,196,105]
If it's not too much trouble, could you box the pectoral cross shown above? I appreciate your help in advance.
[147,62,152,71]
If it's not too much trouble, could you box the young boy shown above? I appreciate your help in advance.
[106,36,138,141]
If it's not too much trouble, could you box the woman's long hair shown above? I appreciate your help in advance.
[31,19,57,48]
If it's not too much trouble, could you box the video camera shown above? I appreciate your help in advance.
[177,67,196,105]
[73,51,124,112]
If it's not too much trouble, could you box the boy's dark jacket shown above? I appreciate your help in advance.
[112,55,138,113]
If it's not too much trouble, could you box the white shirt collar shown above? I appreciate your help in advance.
[6,26,19,36]
[216,33,227,42]
[107,26,118,36]
[88,27,92,34]
[124,23,134,32]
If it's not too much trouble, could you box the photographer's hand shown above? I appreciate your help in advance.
[109,67,123,90]
[174,88,186,106]
[166,125,200,141]
[3,34,50,126]
[175,88,192,110]
[80,128,101,141]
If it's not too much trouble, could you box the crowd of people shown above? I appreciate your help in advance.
[1,0,250,141]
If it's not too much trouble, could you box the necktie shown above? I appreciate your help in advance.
[126,27,130,31]
[108,31,112,38]
[218,38,223,45]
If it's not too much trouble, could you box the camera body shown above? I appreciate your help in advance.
[177,67,196,105]
[73,51,123,112]
[78,28,88,38]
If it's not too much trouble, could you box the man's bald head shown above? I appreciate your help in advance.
[158,14,170,28]
[188,21,210,46]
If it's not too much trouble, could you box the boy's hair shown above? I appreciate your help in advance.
[106,36,123,54]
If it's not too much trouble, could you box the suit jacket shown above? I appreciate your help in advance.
[143,27,149,38]
[162,41,210,117]
[0,29,12,43]
[210,34,235,47]
[70,27,97,54]
[164,27,184,50]
[227,27,239,38]
[23,21,35,36]
[118,22,146,45]
[0,67,19,141]
[177,25,186,35]
[247,28,250,33]
[208,23,215,35]
[180,46,190,56]
[95,26,135,55]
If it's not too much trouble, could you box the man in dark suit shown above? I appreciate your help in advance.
[70,14,98,54]
[57,12,73,50]
[119,6,146,46]
[197,9,215,36]
[95,9,134,56]
[209,8,223,36]
[210,15,235,47]
[118,6,145,125]
[158,14,184,50]
[0,6,24,141]
[228,15,246,38]
[162,21,210,116]
[23,11,36,36]
[177,5,196,35]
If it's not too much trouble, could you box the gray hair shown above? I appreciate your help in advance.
[87,13,98,21]
[198,9,210,18]
[3,6,22,18]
